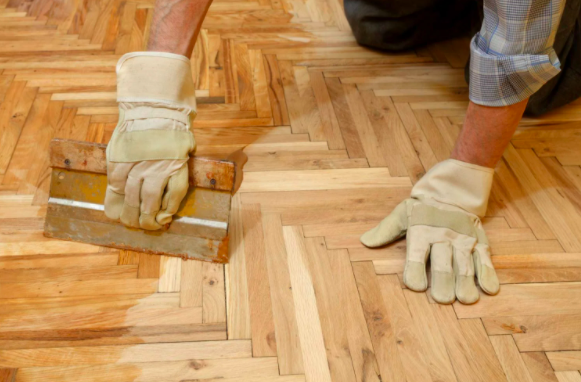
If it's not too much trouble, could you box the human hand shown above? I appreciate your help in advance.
[360,159,500,304]
[104,52,197,230]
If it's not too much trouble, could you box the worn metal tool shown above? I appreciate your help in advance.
[44,139,236,263]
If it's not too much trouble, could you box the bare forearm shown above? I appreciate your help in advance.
[451,99,528,168]
[147,0,213,57]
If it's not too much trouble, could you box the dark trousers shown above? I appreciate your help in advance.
[344,0,581,116]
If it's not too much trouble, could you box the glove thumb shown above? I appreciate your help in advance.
[360,199,410,248]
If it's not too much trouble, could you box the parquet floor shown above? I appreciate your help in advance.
[1,0,581,381]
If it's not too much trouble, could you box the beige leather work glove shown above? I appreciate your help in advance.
[105,52,197,230]
[361,159,500,304]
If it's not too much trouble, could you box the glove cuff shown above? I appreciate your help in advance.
[410,159,494,217]
[116,52,197,113]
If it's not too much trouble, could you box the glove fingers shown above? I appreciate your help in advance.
[403,226,430,292]
[474,243,500,296]
[360,200,409,248]
[120,172,142,228]
[104,162,133,220]
[430,242,455,304]
[453,247,479,304]
[156,165,189,226]
[139,176,168,230]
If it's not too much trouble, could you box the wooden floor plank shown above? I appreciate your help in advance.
[283,226,332,382]
[521,352,559,382]
[241,204,277,356]
[490,335,533,382]
[262,213,304,375]
[454,283,581,318]
[14,357,280,382]
[328,249,381,382]
[304,237,357,382]
[352,262,406,382]
[1,1,581,381]
[0,340,252,368]
[548,352,581,372]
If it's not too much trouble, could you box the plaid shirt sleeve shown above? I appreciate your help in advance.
[469,0,566,106]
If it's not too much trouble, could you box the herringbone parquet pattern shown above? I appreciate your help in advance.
[1,0,581,381]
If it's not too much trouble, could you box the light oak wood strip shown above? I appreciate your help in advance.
[241,188,409,212]
[495,160,556,239]
[375,96,426,182]
[302,221,376,238]
[241,204,277,356]
[0,278,158,299]
[158,256,181,293]
[504,145,581,252]
[555,372,581,382]
[245,157,368,171]
[0,240,100,257]
[0,340,253,368]
[202,262,226,323]
[496,268,581,284]
[352,261,406,382]
[342,83,387,167]
[283,226,332,382]
[2,0,581,380]
[403,290,457,382]
[521,352,559,382]
[238,168,410,192]
[492,253,581,269]
[304,237,357,382]
[262,213,304,375]
[548,352,581,372]
[278,60,317,135]
[226,194,251,340]
[359,90,408,177]
[377,275,432,382]
[179,259,203,308]
[13,357,280,382]
[281,206,401,227]
[454,283,581,318]
[0,252,119,270]
[489,335,533,382]
[328,249,381,382]
[294,65,326,141]
[413,109,451,161]
[0,265,137,283]
[309,70,346,150]
[431,304,489,382]
[490,240,565,256]
[325,77,366,159]
[394,102,438,171]
[482,314,581,351]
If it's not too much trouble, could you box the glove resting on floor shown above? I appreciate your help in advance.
[360,159,500,304]
[105,52,197,230]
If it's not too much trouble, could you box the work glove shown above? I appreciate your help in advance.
[105,52,197,230]
[360,159,500,304]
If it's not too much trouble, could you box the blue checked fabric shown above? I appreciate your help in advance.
[469,0,566,106]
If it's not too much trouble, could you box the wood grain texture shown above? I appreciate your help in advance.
[1,1,580,381]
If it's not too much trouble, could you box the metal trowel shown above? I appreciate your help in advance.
[43,139,236,263]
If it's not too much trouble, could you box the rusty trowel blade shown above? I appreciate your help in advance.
[43,139,235,263]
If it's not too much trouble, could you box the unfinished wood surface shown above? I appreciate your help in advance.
[1,0,580,381]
